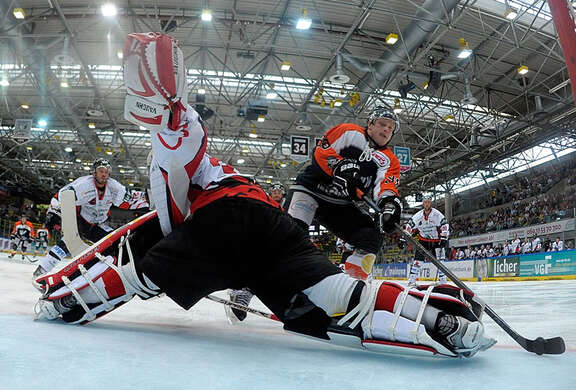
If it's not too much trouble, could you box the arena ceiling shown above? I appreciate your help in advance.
[0,0,575,202]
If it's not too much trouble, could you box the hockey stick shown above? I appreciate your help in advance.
[362,193,566,355]
[205,294,280,322]
[60,190,90,256]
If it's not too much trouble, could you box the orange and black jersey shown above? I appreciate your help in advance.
[295,123,400,203]
[12,221,35,239]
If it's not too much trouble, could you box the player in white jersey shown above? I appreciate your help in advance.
[8,215,35,260]
[552,237,564,251]
[403,196,449,284]
[32,32,494,359]
[33,158,149,279]
[34,225,50,257]
[531,235,542,252]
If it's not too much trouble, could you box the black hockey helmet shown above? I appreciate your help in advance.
[92,158,111,173]
[367,105,400,135]
[270,182,285,194]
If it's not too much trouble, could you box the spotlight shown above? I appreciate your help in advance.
[296,8,312,30]
[457,38,473,59]
[201,9,212,22]
[101,3,117,17]
[385,33,399,45]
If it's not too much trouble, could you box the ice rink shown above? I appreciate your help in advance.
[1,254,574,390]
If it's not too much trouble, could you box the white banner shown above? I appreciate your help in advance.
[416,260,475,279]
[449,218,575,247]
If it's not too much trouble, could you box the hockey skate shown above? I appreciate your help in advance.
[407,261,420,286]
[225,288,254,323]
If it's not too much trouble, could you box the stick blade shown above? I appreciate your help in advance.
[526,336,566,355]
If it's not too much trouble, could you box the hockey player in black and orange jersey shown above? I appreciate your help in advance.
[285,106,402,281]
[32,32,495,359]
[9,215,35,259]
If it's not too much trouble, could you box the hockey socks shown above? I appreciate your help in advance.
[344,249,376,280]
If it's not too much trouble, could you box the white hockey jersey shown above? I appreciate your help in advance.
[406,208,449,243]
[48,176,149,225]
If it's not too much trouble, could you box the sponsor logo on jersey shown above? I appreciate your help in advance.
[372,151,389,167]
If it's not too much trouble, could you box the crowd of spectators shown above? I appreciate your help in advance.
[447,235,573,260]
[452,158,576,216]
[451,190,575,238]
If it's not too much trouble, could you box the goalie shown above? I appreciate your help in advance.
[33,159,149,280]
[33,32,495,359]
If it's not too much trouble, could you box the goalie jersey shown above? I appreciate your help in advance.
[48,176,149,225]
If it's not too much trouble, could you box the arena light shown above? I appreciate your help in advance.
[505,7,518,20]
[249,129,258,138]
[21,103,30,109]
[83,166,90,171]
[385,33,399,45]
[517,65,529,75]
[393,98,403,114]
[280,61,291,71]
[457,38,473,59]
[101,3,117,17]
[257,115,266,122]
[266,91,277,100]
[117,50,123,59]
[88,122,96,129]
[13,8,26,19]
[26,146,33,151]
[280,163,287,168]
[0,79,9,87]
[236,158,245,164]
[145,141,151,146]
[60,79,69,88]
[444,114,455,122]
[296,8,312,30]
[139,125,147,130]
[64,147,73,152]
[38,119,48,127]
[201,9,212,22]
[197,87,206,95]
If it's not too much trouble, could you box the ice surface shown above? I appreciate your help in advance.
[1,254,574,390]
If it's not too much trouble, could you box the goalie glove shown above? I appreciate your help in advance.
[45,211,62,231]
[332,159,363,200]
[123,33,188,132]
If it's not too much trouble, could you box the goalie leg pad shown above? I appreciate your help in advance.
[325,281,495,358]
[34,211,163,324]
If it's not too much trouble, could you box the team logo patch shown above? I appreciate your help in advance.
[319,137,331,149]
[372,151,389,167]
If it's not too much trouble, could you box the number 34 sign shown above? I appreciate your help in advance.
[290,136,310,163]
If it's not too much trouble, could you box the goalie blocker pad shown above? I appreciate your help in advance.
[123,32,188,132]
[34,210,164,324]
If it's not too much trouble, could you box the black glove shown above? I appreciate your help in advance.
[439,238,448,248]
[332,159,363,200]
[45,211,62,231]
[398,237,406,249]
[378,195,402,233]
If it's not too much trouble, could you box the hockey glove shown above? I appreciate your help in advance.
[123,33,188,132]
[332,159,363,200]
[45,212,62,231]
[378,196,402,233]
[397,237,406,250]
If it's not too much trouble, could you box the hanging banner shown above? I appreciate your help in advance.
[290,135,310,163]
[393,146,411,173]
[13,119,33,142]
[548,0,576,104]
[449,218,575,247]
